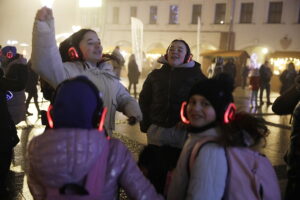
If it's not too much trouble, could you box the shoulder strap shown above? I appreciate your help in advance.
[189,136,218,173]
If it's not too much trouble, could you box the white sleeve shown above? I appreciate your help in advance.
[186,143,227,200]
[31,19,67,88]
[115,82,142,121]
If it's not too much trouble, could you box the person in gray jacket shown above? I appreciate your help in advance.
[31,7,142,135]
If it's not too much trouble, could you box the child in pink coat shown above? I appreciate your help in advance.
[27,76,163,200]
[249,68,260,108]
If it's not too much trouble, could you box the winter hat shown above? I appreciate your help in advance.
[1,46,17,59]
[187,73,235,121]
[52,76,103,129]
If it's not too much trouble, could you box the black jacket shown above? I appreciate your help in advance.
[0,64,28,151]
[139,61,206,132]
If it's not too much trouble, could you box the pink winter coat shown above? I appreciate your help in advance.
[27,128,163,200]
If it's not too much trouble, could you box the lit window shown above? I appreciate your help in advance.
[240,3,253,23]
[214,3,226,24]
[113,7,119,24]
[169,5,179,24]
[149,6,158,24]
[191,4,202,24]
[79,0,102,8]
[268,2,283,24]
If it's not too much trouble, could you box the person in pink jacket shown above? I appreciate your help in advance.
[27,76,163,200]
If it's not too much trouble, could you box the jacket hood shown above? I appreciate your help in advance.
[28,128,109,187]
[157,55,195,68]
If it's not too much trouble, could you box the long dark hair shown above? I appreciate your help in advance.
[218,111,269,148]
[59,29,96,62]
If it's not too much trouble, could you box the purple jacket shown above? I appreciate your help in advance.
[28,128,163,200]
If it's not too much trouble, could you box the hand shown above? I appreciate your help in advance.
[35,6,53,21]
[127,116,137,126]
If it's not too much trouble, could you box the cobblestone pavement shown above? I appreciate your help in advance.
[4,76,291,199]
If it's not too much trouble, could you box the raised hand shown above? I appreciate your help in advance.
[35,6,53,21]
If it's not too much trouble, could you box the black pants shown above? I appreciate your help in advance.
[128,82,137,98]
[285,179,300,200]
[0,149,13,192]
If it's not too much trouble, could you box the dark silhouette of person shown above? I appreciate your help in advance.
[272,75,300,200]
[128,54,140,98]
[0,63,27,198]
[259,61,273,106]
[25,61,40,116]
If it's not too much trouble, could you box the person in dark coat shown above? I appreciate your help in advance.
[223,57,236,83]
[139,39,207,148]
[259,61,273,106]
[127,54,140,98]
[272,74,300,200]
[25,61,40,116]
[0,63,27,198]
[279,62,297,95]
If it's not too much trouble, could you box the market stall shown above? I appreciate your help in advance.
[268,51,300,92]
[200,50,250,86]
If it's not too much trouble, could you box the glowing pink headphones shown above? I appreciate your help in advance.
[68,47,80,60]
[180,101,236,125]
[46,77,110,139]
[6,51,14,59]
[46,105,108,132]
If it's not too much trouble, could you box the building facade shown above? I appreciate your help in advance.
[103,0,300,65]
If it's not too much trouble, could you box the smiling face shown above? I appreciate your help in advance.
[187,95,216,127]
[167,41,187,67]
[79,31,103,64]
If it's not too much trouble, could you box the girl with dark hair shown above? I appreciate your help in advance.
[139,39,206,148]
[31,7,142,135]
[167,74,280,200]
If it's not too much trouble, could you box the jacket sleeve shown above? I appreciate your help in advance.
[27,149,47,200]
[139,73,153,132]
[186,144,227,200]
[116,142,163,200]
[115,81,142,121]
[272,85,300,115]
[31,18,67,88]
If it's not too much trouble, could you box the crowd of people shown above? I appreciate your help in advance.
[1,5,299,200]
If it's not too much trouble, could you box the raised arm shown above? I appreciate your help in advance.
[31,7,67,88]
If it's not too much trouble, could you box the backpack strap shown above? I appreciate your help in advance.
[189,136,218,174]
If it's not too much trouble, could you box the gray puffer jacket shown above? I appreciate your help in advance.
[28,128,163,200]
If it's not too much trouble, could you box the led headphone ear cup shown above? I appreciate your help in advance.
[6,51,13,59]
[186,54,192,63]
[180,101,190,124]
[223,103,236,124]
[47,105,54,128]
[68,47,80,60]
[98,107,107,132]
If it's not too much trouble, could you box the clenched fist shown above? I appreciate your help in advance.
[35,6,53,21]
